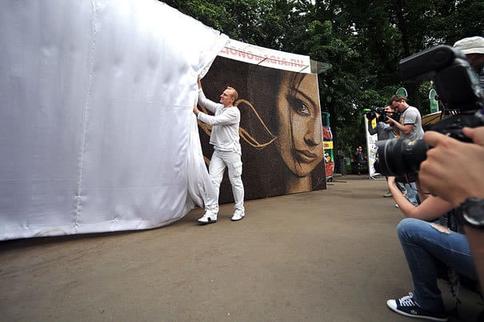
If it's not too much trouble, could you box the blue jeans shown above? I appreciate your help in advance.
[397,218,477,312]
[406,182,419,205]
[403,182,419,205]
[396,181,419,205]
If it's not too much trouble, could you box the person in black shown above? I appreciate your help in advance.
[367,105,396,141]
[367,105,396,196]
[353,146,366,175]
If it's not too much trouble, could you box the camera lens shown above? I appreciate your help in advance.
[378,113,387,123]
[374,138,428,176]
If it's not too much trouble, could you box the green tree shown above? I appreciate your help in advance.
[162,0,484,157]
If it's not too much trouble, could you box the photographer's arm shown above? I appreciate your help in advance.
[419,127,484,207]
[388,176,453,221]
[387,117,413,135]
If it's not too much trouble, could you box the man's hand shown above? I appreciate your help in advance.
[386,116,397,125]
[386,116,413,135]
[419,127,484,207]
[463,126,484,146]
[193,105,200,115]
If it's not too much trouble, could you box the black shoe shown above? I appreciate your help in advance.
[386,293,447,321]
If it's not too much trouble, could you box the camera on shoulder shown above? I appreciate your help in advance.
[366,107,400,123]
[365,107,385,121]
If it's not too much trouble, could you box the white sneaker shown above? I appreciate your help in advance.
[231,210,245,221]
[197,211,217,225]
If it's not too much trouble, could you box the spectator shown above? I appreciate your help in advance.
[354,146,366,175]
[367,105,396,197]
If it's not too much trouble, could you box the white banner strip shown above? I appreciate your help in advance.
[364,116,380,178]
[218,39,311,73]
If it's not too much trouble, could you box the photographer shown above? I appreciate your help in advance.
[387,95,424,141]
[420,126,484,293]
[367,105,397,197]
[367,105,396,141]
[453,36,484,89]
[386,174,477,321]
[420,127,484,207]
[383,43,484,320]
[386,96,424,205]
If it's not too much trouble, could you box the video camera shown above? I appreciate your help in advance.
[374,45,484,176]
[365,107,401,123]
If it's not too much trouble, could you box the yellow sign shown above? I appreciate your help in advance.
[371,118,377,129]
[323,141,333,149]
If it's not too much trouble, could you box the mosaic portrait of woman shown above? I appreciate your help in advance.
[198,57,326,202]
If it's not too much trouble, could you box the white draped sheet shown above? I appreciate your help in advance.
[0,0,227,240]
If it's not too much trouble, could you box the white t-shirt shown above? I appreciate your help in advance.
[197,89,241,154]
[400,105,424,141]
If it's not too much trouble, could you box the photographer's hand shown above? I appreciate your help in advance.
[463,126,484,146]
[386,116,402,129]
[386,116,396,124]
[386,116,413,136]
[420,127,484,207]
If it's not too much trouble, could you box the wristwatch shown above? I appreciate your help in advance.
[459,197,484,229]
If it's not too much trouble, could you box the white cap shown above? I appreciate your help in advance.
[453,36,484,55]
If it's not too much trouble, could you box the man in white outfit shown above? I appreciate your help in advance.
[193,80,245,224]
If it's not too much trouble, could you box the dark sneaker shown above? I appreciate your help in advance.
[386,293,447,321]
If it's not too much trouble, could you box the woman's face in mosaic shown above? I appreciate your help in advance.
[275,73,323,177]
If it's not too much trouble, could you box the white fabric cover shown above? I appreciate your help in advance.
[0,0,228,240]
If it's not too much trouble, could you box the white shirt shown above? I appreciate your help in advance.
[197,89,241,154]
[400,105,424,141]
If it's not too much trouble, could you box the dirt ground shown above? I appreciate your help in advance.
[0,175,482,322]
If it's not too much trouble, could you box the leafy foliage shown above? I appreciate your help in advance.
[162,0,483,156]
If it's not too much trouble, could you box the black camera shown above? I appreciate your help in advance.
[366,107,385,122]
[374,45,484,177]
[366,107,401,123]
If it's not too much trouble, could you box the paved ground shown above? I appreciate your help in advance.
[0,175,482,322]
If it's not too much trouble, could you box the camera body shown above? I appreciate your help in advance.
[366,107,385,122]
[374,45,484,177]
[366,107,401,123]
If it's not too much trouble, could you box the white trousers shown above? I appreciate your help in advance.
[205,150,245,213]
